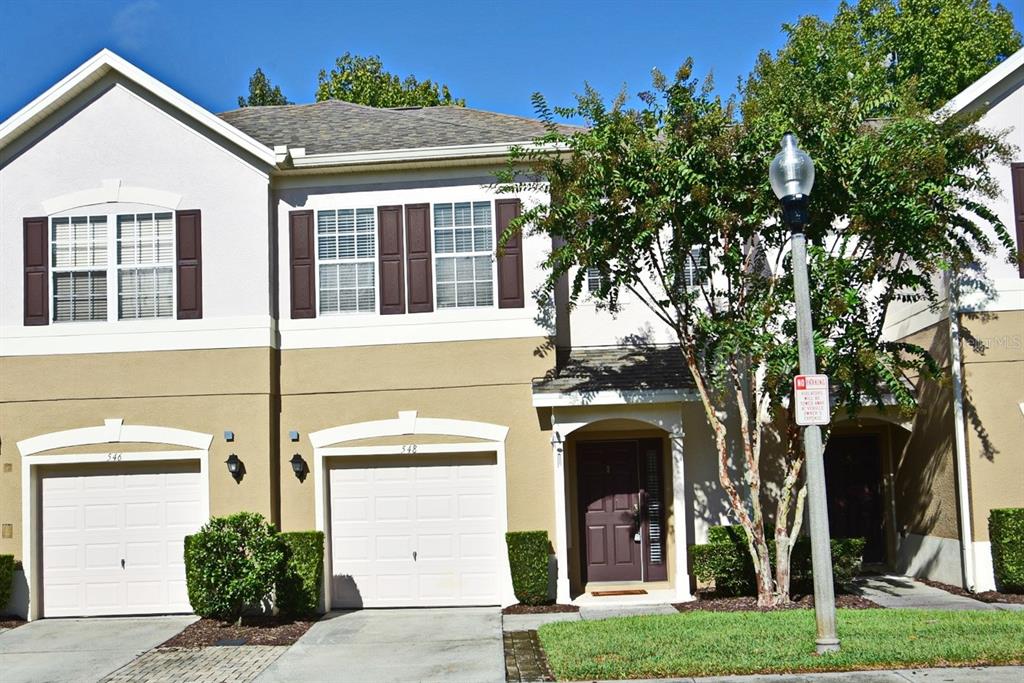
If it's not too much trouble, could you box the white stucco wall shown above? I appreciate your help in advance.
[0,75,273,355]
[274,169,553,348]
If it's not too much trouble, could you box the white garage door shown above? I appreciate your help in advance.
[329,453,502,608]
[41,463,204,617]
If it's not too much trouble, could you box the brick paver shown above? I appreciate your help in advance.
[102,645,286,683]
[504,630,553,682]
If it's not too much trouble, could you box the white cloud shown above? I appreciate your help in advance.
[112,0,160,52]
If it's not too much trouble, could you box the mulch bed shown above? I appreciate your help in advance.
[502,603,580,615]
[0,616,27,630]
[158,615,319,648]
[673,592,881,612]
[917,577,1024,604]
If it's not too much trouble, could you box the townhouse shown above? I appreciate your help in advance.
[0,49,1020,621]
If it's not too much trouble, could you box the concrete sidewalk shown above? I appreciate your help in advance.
[0,615,196,683]
[855,575,1022,611]
[590,666,1024,682]
[254,607,504,683]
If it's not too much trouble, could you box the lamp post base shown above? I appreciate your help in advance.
[815,638,841,654]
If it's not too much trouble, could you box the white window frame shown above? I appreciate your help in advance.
[49,214,109,324]
[48,211,177,324]
[114,212,176,321]
[431,200,496,310]
[314,207,378,316]
[682,246,707,289]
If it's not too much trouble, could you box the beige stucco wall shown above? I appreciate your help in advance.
[276,337,555,539]
[0,348,277,560]
[893,320,961,540]
[959,311,1024,541]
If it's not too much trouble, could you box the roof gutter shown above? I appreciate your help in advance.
[280,140,564,170]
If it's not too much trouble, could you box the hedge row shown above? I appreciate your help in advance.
[184,513,323,622]
[692,525,865,596]
[989,508,1024,593]
[0,554,12,613]
[506,530,551,605]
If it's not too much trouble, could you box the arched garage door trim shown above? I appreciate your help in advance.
[18,419,212,620]
[308,411,514,609]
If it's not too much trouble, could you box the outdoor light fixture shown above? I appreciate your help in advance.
[770,133,839,654]
[290,453,307,482]
[225,453,244,482]
[769,132,815,228]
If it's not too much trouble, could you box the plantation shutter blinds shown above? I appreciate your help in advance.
[641,439,667,581]
[494,198,524,308]
[405,203,433,313]
[682,247,706,288]
[377,206,406,315]
[1012,163,1024,278]
[174,210,202,319]
[23,217,49,326]
[289,210,316,319]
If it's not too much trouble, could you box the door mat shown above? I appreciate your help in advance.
[590,589,648,597]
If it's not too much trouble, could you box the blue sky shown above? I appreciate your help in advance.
[1,0,1022,122]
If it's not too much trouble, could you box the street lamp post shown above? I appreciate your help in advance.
[769,132,841,654]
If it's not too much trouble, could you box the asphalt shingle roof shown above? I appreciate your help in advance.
[217,100,570,155]
[533,346,695,395]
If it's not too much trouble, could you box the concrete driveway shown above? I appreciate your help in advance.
[0,615,196,683]
[254,607,504,683]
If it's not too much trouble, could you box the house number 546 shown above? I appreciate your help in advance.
[106,453,123,461]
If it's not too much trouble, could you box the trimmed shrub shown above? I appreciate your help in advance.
[507,530,551,605]
[694,525,865,595]
[692,543,755,596]
[0,554,12,613]
[276,531,324,617]
[989,508,1024,593]
[184,512,285,622]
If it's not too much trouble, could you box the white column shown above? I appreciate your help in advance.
[551,431,571,603]
[670,426,692,600]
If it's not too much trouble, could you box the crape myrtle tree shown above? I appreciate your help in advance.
[498,0,1017,605]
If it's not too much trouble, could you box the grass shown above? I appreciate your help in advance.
[538,608,1024,680]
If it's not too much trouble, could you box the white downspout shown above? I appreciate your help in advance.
[947,275,976,592]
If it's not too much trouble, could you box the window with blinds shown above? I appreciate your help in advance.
[317,208,376,313]
[586,266,602,293]
[51,216,108,322]
[117,213,174,319]
[682,246,708,288]
[433,201,494,308]
[645,447,663,566]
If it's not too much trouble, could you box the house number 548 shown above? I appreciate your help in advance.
[401,445,417,454]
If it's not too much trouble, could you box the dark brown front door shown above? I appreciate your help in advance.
[578,441,642,583]
[824,434,885,563]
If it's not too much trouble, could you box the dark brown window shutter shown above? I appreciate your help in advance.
[289,210,316,319]
[23,216,49,326]
[495,198,524,308]
[175,210,203,319]
[377,206,406,315]
[404,203,433,313]
[1012,162,1024,278]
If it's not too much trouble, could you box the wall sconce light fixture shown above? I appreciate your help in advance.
[225,453,244,482]
[290,453,308,482]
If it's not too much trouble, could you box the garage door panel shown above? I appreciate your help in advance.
[330,452,501,608]
[41,463,203,617]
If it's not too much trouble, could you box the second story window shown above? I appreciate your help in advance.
[52,216,108,322]
[682,247,707,289]
[433,201,494,308]
[117,213,174,319]
[317,208,376,314]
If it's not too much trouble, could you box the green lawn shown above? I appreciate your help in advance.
[538,609,1024,680]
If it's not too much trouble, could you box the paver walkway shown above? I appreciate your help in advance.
[102,646,285,683]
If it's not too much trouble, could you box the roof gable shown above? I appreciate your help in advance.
[0,49,275,165]
[942,48,1024,116]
